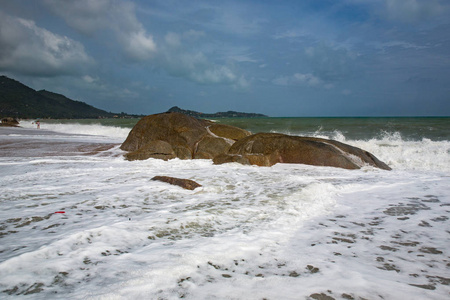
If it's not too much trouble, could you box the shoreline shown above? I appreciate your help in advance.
[0,124,20,128]
[0,127,120,157]
[0,124,448,298]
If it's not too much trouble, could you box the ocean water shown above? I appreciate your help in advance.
[0,117,449,299]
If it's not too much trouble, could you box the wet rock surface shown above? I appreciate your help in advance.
[216,132,391,170]
[151,176,202,190]
[0,117,20,127]
[121,113,391,170]
[120,112,251,161]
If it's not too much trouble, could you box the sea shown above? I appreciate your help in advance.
[0,117,449,300]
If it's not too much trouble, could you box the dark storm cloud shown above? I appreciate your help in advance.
[0,11,93,76]
[0,0,449,116]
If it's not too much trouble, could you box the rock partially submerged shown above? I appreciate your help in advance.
[1,117,20,127]
[151,176,202,190]
[120,112,251,161]
[213,133,391,170]
[121,112,391,170]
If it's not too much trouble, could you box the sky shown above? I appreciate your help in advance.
[1,0,449,117]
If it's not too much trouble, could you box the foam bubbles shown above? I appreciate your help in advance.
[352,135,450,172]
[20,121,130,143]
[300,128,450,172]
[0,121,449,299]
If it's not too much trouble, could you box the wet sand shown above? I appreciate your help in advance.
[0,127,119,157]
[283,193,450,299]
[1,126,448,299]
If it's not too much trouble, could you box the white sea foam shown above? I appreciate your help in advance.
[18,122,450,172]
[20,121,130,143]
[0,123,449,299]
[273,128,450,172]
[325,130,450,172]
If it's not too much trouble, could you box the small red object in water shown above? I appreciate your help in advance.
[54,211,65,214]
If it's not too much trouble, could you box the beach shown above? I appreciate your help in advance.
[0,127,119,158]
[0,119,449,299]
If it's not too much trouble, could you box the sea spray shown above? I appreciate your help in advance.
[0,118,448,299]
[20,120,130,142]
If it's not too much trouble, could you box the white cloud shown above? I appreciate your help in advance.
[228,55,258,63]
[165,32,181,48]
[82,75,97,83]
[303,43,357,81]
[233,76,250,89]
[161,51,239,85]
[192,65,236,84]
[140,1,265,36]
[371,40,429,53]
[43,0,111,35]
[384,0,448,22]
[165,30,206,48]
[273,73,323,87]
[157,30,248,87]
[294,73,321,86]
[43,1,246,87]
[183,30,205,41]
[305,47,315,57]
[342,89,352,95]
[44,0,157,61]
[342,0,448,23]
[0,13,93,76]
[273,29,309,40]
[120,29,156,61]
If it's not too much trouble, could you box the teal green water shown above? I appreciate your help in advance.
[41,117,450,141]
[216,117,450,141]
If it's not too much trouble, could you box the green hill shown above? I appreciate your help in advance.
[0,75,115,119]
[167,106,267,118]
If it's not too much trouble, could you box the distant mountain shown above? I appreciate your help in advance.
[167,106,268,118]
[0,75,268,119]
[0,75,119,119]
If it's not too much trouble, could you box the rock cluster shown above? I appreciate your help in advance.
[0,117,20,127]
[120,112,251,161]
[121,112,391,170]
[214,133,391,170]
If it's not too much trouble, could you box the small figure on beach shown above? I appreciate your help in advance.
[36,121,40,129]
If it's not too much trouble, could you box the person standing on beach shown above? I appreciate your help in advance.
[36,121,40,129]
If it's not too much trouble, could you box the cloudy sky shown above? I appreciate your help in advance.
[1,0,449,116]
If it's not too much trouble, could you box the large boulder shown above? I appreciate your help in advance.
[214,132,391,170]
[0,117,20,127]
[120,112,251,161]
[121,112,391,170]
[194,136,232,159]
[208,123,250,141]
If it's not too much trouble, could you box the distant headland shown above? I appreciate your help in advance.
[0,75,139,119]
[0,75,267,119]
[167,106,267,118]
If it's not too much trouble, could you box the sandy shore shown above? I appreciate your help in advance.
[1,126,448,299]
[0,127,120,157]
[291,196,450,299]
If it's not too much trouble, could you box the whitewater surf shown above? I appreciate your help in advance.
[0,118,448,299]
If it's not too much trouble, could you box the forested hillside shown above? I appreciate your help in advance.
[0,76,115,119]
